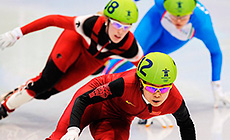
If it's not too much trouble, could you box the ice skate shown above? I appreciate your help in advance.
[0,104,8,120]
[0,89,16,103]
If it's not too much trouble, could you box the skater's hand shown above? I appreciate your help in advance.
[0,27,23,50]
[61,127,80,140]
[146,115,173,128]
[211,81,230,108]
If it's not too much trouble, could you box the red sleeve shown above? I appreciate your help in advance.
[21,15,76,35]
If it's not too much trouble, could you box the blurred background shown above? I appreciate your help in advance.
[0,0,229,139]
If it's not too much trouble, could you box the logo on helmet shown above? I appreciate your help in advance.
[176,1,183,14]
[161,68,171,82]
[125,10,132,21]
[177,2,182,8]
[127,10,131,16]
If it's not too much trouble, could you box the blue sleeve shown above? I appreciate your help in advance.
[134,4,163,54]
[193,3,222,81]
[154,0,166,13]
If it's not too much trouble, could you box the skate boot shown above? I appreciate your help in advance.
[1,81,34,116]
[0,88,17,103]
[0,104,8,120]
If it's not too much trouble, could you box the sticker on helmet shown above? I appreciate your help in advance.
[137,57,153,77]
[105,1,119,14]
[161,68,171,82]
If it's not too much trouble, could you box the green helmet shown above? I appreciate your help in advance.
[164,0,197,16]
[104,0,138,24]
[137,52,177,85]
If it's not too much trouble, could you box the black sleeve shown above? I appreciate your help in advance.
[69,77,125,128]
[172,100,196,140]
[119,39,138,59]
[83,16,99,37]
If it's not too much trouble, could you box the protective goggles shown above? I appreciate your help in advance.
[140,79,172,94]
[169,14,190,21]
[109,19,132,31]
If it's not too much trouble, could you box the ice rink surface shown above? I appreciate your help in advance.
[0,0,230,140]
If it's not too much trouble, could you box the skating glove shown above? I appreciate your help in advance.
[61,127,80,140]
[211,80,230,108]
[0,27,23,50]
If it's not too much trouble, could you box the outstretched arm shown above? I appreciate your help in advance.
[21,15,76,35]
[60,77,125,140]
[69,77,125,128]
[172,100,196,140]
[0,15,76,50]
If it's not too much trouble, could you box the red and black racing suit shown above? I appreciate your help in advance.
[47,69,195,140]
[11,14,143,100]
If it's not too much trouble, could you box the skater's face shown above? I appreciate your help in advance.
[169,14,191,29]
[141,80,172,107]
[107,19,131,43]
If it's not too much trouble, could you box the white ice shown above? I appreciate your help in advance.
[0,0,229,140]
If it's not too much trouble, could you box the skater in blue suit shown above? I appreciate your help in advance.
[103,0,228,116]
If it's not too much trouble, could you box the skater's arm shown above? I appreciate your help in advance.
[0,15,79,50]
[110,38,144,66]
[69,77,125,128]
[172,100,196,140]
[123,40,143,66]
[21,15,77,35]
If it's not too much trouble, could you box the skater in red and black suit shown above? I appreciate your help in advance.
[47,52,196,140]
[0,0,143,119]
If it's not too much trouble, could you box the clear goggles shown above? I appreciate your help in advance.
[109,19,132,31]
